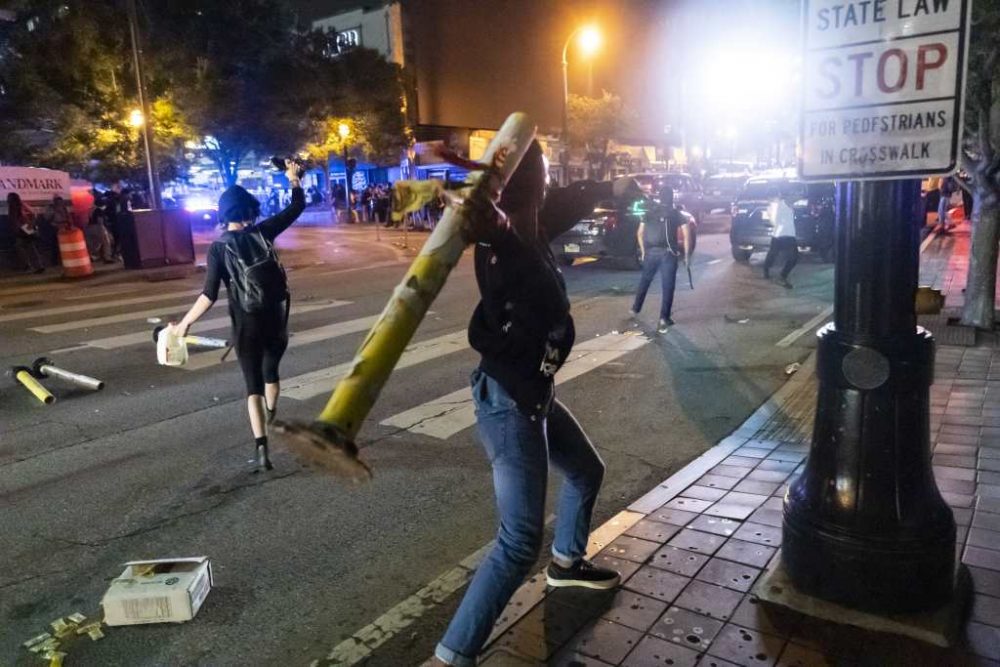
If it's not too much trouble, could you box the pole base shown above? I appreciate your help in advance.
[272,420,372,483]
[754,554,971,647]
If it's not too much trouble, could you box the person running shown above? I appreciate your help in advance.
[432,141,642,667]
[630,186,692,333]
[7,193,45,274]
[763,189,798,289]
[174,160,305,472]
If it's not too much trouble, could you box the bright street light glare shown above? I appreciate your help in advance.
[578,26,601,58]
[129,109,144,127]
[337,122,350,139]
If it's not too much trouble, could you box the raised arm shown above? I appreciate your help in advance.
[256,161,306,241]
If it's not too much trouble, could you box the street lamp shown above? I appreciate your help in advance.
[129,108,144,128]
[561,24,601,184]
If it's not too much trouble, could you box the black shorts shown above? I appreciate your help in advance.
[232,302,289,395]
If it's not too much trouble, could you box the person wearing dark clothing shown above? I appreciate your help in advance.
[7,193,45,273]
[175,161,305,471]
[433,141,642,667]
[631,186,692,332]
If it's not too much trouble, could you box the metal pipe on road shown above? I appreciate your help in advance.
[32,357,105,391]
[12,366,55,404]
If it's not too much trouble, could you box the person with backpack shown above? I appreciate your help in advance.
[7,193,45,274]
[173,160,305,472]
[630,186,692,333]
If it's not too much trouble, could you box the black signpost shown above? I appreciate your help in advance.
[787,0,972,613]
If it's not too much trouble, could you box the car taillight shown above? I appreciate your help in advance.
[603,212,618,234]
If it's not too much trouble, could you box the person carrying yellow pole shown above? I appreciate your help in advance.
[274,112,537,481]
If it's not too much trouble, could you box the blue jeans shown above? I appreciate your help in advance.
[632,248,678,321]
[436,370,606,666]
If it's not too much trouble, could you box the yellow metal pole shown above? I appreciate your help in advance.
[276,112,537,482]
[13,367,55,405]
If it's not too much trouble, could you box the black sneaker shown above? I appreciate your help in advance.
[657,318,675,333]
[546,559,620,590]
[265,404,277,425]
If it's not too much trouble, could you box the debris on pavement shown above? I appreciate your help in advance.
[146,317,162,324]
[21,612,106,665]
[785,362,801,375]
[102,556,213,626]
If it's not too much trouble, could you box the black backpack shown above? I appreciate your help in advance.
[221,229,288,312]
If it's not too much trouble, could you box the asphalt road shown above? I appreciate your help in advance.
[0,214,834,666]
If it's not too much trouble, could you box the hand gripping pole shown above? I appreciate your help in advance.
[32,357,105,391]
[274,112,538,482]
[11,366,55,404]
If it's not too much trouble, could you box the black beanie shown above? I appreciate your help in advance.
[218,185,261,223]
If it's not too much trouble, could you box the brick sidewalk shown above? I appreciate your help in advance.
[474,225,1000,667]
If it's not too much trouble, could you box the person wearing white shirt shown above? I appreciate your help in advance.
[763,191,799,289]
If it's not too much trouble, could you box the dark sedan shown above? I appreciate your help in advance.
[552,200,643,267]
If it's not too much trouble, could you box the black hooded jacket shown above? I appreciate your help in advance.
[467,179,613,416]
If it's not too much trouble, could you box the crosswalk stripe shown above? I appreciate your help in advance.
[82,301,348,350]
[31,299,225,334]
[379,332,649,440]
[180,307,370,371]
[284,330,469,400]
[2,288,203,324]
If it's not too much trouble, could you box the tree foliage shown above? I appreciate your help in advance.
[0,0,411,188]
[567,91,633,178]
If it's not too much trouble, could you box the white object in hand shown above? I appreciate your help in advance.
[156,324,189,367]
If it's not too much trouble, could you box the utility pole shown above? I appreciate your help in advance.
[126,0,160,209]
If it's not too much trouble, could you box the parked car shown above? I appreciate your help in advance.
[552,200,643,267]
[729,175,835,262]
[702,173,749,215]
[553,198,696,268]
[629,172,705,221]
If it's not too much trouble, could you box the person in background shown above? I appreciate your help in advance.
[763,189,799,289]
[937,176,957,234]
[8,193,45,273]
[87,196,115,263]
[631,186,692,333]
[50,196,72,231]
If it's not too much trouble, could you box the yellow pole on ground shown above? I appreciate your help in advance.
[13,367,55,405]
[275,112,537,482]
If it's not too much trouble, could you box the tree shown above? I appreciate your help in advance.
[149,0,313,187]
[567,91,633,179]
[960,1,1000,330]
[0,1,195,184]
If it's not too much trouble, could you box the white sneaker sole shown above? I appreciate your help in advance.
[546,574,621,590]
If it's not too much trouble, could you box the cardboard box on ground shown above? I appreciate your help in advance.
[101,557,213,626]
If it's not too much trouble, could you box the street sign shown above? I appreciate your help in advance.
[799,0,971,181]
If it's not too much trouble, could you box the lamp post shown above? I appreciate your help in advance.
[561,24,601,185]
[126,0,159,209]
[338,122,354,222]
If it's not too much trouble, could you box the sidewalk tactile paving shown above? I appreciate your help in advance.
[667,529,727,555]
[623,565,689,603]
[649,545,710,577]
[650,604,725,652]
[706,624,785,666]
[687,515,741,537]
[606,535,662,564]
[621,634,700,667]
[482,232,1000,666]
[600,589,669,632]
[563,619,643,665]
[674,580,744,621]
[695,558,762,593]
[716,539,777,569]
[624,518,682,544]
